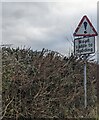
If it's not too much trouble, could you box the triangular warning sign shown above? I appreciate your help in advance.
[73,15,98,37]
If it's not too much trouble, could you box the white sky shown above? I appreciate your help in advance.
[1,0,99,56]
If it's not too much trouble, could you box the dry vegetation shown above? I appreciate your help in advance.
[2,47,97,119]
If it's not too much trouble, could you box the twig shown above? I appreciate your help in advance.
[1,98,13,119]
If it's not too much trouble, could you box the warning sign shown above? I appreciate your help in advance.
[73,15,98,37]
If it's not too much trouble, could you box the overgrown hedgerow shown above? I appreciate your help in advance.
[2,47,97,119]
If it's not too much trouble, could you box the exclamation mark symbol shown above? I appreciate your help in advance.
[83,21,87,34]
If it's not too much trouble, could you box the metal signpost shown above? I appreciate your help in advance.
[73,15,98,108]
[84,57,87,108]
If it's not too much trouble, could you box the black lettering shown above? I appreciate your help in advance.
[79,40,81,44]
[91,48,93,51]
[88,43,93,47]
[79,44,87,48]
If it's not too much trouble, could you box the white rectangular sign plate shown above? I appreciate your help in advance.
[74,37,95,55]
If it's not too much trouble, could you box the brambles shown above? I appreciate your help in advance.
[2,47,97,119]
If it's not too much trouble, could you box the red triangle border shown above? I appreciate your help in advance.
[73,15,98,36]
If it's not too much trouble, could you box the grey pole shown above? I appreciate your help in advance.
[84,58,87,108]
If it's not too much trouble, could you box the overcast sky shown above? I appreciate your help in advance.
[2,0,98,55]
